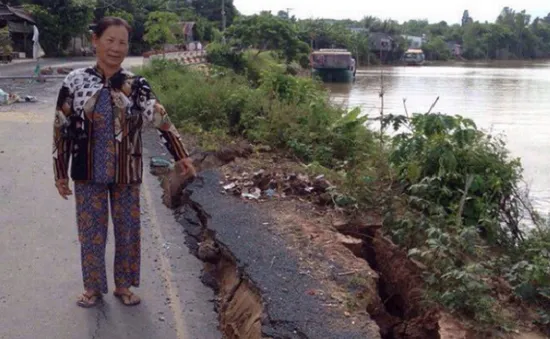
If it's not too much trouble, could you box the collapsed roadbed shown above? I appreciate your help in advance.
[145,130,469,339]
[171,170,378,338]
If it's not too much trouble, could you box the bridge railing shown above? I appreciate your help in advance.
[144,50,207,66]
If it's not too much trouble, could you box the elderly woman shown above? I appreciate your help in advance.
[52,17,195,308]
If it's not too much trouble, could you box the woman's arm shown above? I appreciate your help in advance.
[52,84,73,181]
[134,77,189,161]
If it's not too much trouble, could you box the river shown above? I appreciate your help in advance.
[327,61,550,214]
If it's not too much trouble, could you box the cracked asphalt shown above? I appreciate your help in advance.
[0,58,221,339]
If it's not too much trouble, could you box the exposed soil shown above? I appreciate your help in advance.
[213,149,449,338]
[152,138,549,339]
[153,171,266,339]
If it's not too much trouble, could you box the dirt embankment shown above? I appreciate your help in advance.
[151,140,542,339]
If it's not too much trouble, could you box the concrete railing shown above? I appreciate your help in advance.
[144,50,207,66]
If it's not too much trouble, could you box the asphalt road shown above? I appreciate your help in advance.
[0,61,221,339]
[0,56,145,78]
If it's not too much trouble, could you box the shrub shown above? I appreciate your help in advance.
[206,42,247,73]
[140,60,374,169]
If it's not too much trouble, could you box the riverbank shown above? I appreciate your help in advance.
[330,60,550,214]
[357,58,550,70]
[138,59,550,338]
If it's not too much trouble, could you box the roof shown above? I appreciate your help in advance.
[369,32,393,40]
[312,49,352,55]
[405,49,424,53]
[0,4,35,24]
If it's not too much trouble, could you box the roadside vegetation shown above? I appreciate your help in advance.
[138,15,550,333]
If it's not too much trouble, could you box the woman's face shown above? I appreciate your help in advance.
[93,25,129,69]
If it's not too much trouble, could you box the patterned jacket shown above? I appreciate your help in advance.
[52,66,188,184]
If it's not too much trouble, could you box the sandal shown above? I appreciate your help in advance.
[77,291,103,308]
[113,290,141,306]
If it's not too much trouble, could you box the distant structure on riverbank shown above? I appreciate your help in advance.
[310,49,356,83]
[402,34,425,49]
[0,4,35,59]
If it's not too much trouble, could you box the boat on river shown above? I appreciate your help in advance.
[310,49,356,82]
[403,49,426,66]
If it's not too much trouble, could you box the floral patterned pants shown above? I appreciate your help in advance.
[75,182,141,294]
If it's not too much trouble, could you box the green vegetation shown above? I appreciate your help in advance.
[143,11,180,50]
[0,27,12,55]
[354,8,550,60]
[11,0,236,57]
[227,12,310,64]
[139,58,550,332]
[4,0,550,61]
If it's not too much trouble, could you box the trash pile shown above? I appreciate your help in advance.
[0,88,36,105]
[221,169,335,204]
[39,67,73,75]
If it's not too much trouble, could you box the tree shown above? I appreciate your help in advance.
[349,32,369,66]
[429,21,449,37]
[144,11,180,50]
[461,10,473,26]
[444,24,463,43]
[228,12,308,62]
[462,22,489,59]
[403,19,429,35]
[277,10,289,20]
[362,15,380,32]
[105,9,135,26]
[24,0,94,56]
[191,0,238,29]
[423,36,451,60]
[193,16,222,43]
[0,27,13,55]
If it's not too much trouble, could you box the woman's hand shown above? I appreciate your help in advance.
[55,179,73,200]
[176,157,196,179]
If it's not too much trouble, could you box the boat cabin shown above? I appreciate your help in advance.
[403,48,425,65]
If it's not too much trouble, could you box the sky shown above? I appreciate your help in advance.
[233,0,549,24]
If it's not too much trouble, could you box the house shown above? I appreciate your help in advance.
[402,35,425,49]
[0,4,35,58]
[446,41,462,58]
[369,32,393,52]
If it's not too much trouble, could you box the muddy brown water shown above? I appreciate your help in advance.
[327,61,550,215]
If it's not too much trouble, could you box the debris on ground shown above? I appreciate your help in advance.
[39,67,73,75]
[0,88,38,105]
[220,168,336,204]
